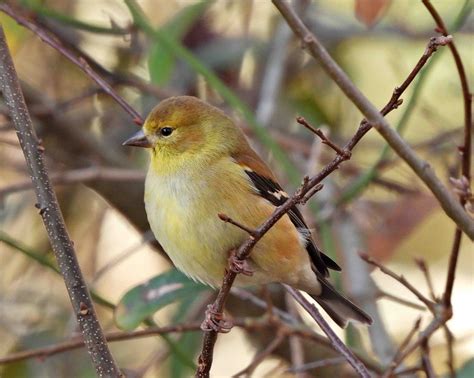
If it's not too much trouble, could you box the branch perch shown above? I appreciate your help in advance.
[0,26,121,377]
[273,0,473,240]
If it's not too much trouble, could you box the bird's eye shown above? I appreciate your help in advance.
[160,127,173,137]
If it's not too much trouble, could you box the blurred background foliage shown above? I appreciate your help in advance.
[0,0,472,376]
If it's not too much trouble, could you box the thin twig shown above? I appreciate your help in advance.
[360,253,436,312]
[421,0,472,311]
[232,332,286,377]
[388,316,447,371]
[414,258,437,301]
[382,318,422,377]
[284,285,370,378]
[194,19,457,375]
[285,293,306,378]
[0,322,203,365]
[273,0,474,239]
[218,213,257,237]
[230,288,297,324]
[287,357,346,374]
[377,290,426,311]
[0,3,143,125]
[420,338,436,378]
[444,325,456,378]
[0,26,121,377]
[195,135,357,377]
[296,116,351,158]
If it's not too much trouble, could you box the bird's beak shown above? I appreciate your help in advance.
[122,129,152,148]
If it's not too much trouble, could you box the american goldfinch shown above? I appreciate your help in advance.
[124,96,372,328]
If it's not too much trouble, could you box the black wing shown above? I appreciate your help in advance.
[244,170,341,277]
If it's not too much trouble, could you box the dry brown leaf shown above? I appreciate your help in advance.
[355,0,391,28]
[364,194,437,261]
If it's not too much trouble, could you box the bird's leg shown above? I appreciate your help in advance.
[228,248,254,276]
[200,303,233,333]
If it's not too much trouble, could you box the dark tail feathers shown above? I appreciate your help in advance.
[311,278,373,328]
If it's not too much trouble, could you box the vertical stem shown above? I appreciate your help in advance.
[0,26,121,377]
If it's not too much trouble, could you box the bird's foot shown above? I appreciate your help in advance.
[228,249,254,276]
[200,304,233,333]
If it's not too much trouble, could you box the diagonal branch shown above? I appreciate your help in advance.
[0,27,121,377]
[0,3,143,125]
[420,0,473,309]
[195,21,454,377]
[284,285,371,378]
[272,0,474,240]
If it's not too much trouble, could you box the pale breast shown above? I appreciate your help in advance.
[144,157,317,290]
[144,158,250,286]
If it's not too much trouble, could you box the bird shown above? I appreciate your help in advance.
[123,96,372,328]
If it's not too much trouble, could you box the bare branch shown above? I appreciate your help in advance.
[0,322,203,365]
[272,0,473,239]
[0,26,121,377]
[420,0,473,314]
[0,3,144,125]
[296,116,351,159]
[359,253,436,312]
[284,285,371,378]
[232,333,286,377]
[382,318,422,377]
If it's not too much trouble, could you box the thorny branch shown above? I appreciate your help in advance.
[0,27,121,377]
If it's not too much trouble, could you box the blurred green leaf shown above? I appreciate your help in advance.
[168,297,204,378]
[457,358,474,378]
[149,1,209,85]
[20,0,128,35]
[115,269,208,330]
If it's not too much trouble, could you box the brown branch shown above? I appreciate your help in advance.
[360,253,436,313]
[421,0,472,185]
[273,0,474,239]
[285,293,306,378]
[421,0,473,312]
[195,136,359,377]
[287,357,346,374]
[387,316,447,372]
[0,26,121,377]
[444,325,456,378]
[414,258,437,301]
[230,288,297,324]
[195,21,457,376]
[232,332,286,377]
[420,338,436,378]
[296,116,351,158]
[0,322,203,365]
[0,316,383,373]
[284,285,370,377]
[377,290,426,311]
[382,318,422,378]
[0,3,144,125]
[218,213,257,237]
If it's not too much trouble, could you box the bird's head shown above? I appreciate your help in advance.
[123,96,242,172]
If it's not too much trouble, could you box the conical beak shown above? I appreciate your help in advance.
[123,129,152,148]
